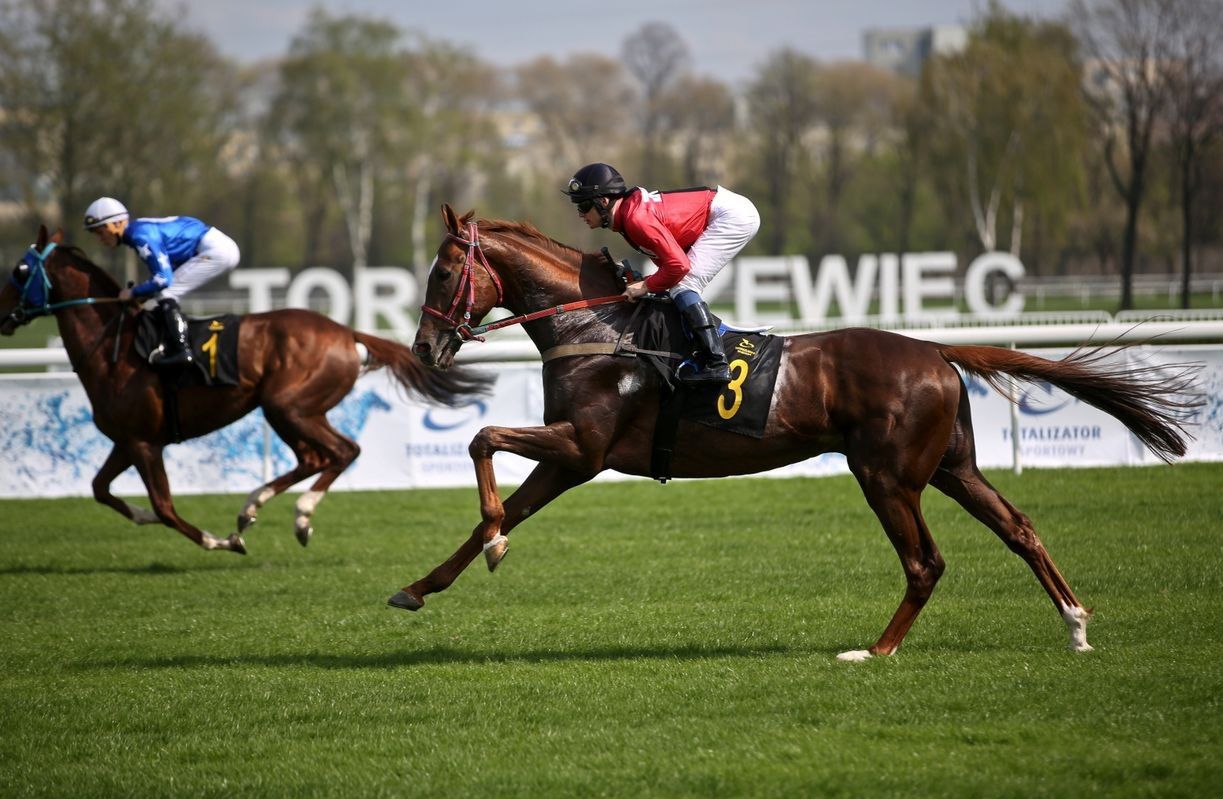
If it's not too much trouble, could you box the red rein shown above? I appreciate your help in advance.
[420,222,625,341]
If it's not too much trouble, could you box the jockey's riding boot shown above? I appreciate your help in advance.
[676,300,731,385]
[153,298,193,368]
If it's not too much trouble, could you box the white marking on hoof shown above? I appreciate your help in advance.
[836,650,872,663]
[1061,605,1094,652]
[483,533,508,572]
[241,485,276,519]
[125,503,160,525]
[200,532,224,550]
[294,491,325,540]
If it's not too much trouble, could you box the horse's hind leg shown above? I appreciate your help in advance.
[244,411,358,546]
[930,461,1092,652]
[842,471,946,662]
[92,445,158,525]
[128,441,246,554]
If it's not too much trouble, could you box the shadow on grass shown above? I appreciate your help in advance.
[84,642,798,671]
[0,561,253,577]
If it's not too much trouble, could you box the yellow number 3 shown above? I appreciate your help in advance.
[717,359,750,420]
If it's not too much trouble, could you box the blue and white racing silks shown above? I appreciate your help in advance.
[123,216,212,298]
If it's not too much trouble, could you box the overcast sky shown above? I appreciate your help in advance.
[160,0,1071,85]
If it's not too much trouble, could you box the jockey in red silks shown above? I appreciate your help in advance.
[563,162,760,385]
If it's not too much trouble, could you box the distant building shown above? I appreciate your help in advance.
[862,25,967,76]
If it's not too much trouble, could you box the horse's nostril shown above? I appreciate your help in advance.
[412,342,430,357]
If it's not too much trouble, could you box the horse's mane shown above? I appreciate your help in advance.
[477,219,585,263]
[58,244,121,293]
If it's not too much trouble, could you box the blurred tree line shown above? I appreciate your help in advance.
[1,0,1220,309]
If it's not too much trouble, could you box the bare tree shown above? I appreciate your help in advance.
[747,49,821,254]
[1165,0,1223,308]
[1073,0,1176,310]
[658,75,736,185]
[622,22,690,184]
[515,54,636,169]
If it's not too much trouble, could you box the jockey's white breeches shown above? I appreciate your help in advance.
[671,186,761,298]
[160,227,241,302]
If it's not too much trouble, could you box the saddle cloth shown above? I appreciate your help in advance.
[633,301,783,439]
[134,312,242,389]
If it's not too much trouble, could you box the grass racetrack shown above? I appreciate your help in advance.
[2,464,1221,797]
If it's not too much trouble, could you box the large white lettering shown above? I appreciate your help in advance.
[232,253,1025,333]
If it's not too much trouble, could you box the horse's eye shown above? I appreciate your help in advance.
[433,267,452,282]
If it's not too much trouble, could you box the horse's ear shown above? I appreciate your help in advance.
[36,224,49,249]
[440,203,461,236]
[51,228,64,244]
[460,209,475,225]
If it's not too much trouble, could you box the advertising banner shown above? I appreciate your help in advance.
[1,346,1219,499]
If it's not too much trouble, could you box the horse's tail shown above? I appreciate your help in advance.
[353,331,493,408]
[939,343,1202,462]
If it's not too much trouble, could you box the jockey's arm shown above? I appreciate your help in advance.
[128,236,174,299]
[624,214,690,294]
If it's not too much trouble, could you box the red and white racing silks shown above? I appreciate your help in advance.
[612,186,760,295]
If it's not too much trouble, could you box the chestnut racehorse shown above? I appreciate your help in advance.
[1,226,490,554]
[395,205,1199,661]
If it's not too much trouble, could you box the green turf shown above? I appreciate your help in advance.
[1,465,1221,797]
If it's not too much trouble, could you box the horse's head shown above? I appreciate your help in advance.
[1,225,118,335]
[1,225,63,335]
[412,204,505,369]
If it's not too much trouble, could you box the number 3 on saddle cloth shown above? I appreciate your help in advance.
[133,311,242,389]
[630,301,784,482]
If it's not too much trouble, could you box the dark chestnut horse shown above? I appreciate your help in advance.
[395,205,1199,661]
[1,226,490,554]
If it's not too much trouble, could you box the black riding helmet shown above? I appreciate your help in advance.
[562,163,628,228]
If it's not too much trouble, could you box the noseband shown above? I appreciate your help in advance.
[420,222,505,341]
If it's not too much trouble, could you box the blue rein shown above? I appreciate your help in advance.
[7,242,115,324]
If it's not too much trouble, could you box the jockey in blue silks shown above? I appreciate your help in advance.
[83,197,240,368]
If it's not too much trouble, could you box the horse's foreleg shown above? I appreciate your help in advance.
[390,463,591,611]
[930,466,1093,652]
[92,446,159,525]
[389,424,595,612]
[129,442,246,554]
[467,423,594,571]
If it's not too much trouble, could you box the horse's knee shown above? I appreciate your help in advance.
[339,440,360,467]
[469,427,499,459]
[905,553,945,600]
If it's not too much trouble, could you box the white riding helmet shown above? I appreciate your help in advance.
[83,197,129,229]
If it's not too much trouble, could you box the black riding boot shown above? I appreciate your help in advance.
[153,298,193,368]
[676,300,730,385]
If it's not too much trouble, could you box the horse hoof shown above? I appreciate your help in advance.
[387,590,423,611]
[295,525,313,547]
[227,534,247,555]
[483,534,508,572]
[237,514,256,533]
[836,649,872,663]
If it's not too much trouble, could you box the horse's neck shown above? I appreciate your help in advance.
[496,247,620,349]
[52,266,127,379]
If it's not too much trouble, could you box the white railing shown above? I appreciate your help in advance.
[5,319,1223,370]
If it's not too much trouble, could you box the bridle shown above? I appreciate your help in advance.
[419,222,504,341]
[4,242,124,328]
[419,221,628,343]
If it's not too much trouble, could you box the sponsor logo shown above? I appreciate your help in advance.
[422,400,488,431]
